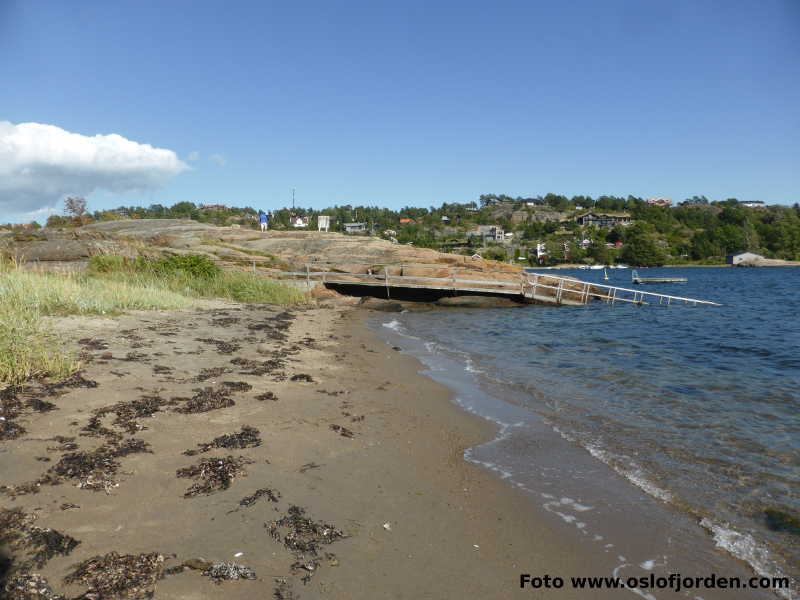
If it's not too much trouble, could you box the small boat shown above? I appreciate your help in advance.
[632,270,688,284]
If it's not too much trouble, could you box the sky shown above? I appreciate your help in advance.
[1,0,798,222]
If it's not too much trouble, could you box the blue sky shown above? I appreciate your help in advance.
[1,0,798,221]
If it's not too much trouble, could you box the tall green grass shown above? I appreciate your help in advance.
[88,254,307,305]
[0,254,307,387]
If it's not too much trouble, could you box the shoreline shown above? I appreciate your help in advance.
[372,309,794,600]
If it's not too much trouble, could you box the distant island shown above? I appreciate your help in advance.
[5,194,800,268]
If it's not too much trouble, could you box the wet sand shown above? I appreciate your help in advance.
[1,302,624,599]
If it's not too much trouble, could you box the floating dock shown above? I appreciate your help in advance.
[631,270,688,285]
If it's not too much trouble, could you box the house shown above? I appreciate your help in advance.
[291,216,309,228]
[727,252,764,265]
[317,215,331,232]
[741,201,766,209]
[579,238,592,250]
[200,204,228,211]
[576,212,632,228]
[399,218,417,226]
[344,222,367,234]
[646,198,672,208]
[441,215,450,224]
[467,225,505,243]
[383,229,397,237]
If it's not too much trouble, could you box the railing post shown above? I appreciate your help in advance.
[556,279,564,304]
[385,266,390,299]
[306,264,310,288]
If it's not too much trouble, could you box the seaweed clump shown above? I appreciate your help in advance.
[63,552,165,599]
[3,572,66,600]
[84,394,173,436]
[0,508,80,572]
[221,381,252,392]
[42,439,151,492]
[173,388,234,414]
[195,367,227,382]
[329,424,354,438]
[0,387,25,441]
[183,426,261,456]
[202,562,256,584]
[239,487,280,507]
[195,338,240,354]
[176,456,254,497]
[266,506,345,583]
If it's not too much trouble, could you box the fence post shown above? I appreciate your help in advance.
[306,264,310,289]
[385,266,390,299]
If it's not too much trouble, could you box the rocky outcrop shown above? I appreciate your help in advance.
[3,220,598,305]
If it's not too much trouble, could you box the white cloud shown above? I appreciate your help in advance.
[0,121,189,218]
[209,153,227,167]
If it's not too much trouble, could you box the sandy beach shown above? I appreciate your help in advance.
[0,301,627,600]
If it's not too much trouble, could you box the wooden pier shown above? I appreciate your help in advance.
[269,262,722,307]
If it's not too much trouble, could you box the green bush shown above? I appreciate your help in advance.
[148,254,220,278]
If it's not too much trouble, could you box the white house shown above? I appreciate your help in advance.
[344,222,367,234]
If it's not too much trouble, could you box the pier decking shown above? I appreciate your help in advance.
[273,262,721,307]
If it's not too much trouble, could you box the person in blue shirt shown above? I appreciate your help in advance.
[259,211,269,232]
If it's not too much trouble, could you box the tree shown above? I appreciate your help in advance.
[64,196,87,219]
[620,234,667,266]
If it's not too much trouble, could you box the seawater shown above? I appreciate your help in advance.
[378,267,799,596]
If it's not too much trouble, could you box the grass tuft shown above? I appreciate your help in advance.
[0,255,307,387]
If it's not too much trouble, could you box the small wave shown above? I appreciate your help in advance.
[699,519,796,600]
[547,422,673,503]
[381,318,419,340]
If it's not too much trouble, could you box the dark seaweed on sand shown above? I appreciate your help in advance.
[25,528,80,568]
[267,506,345,557]
[0,387,25,441]
[27,397,57,413]
[267,506,345,584]
[239,487,280,507]
[183,426,261,456]
[329,424,354,438]
[0,508,80,571]
[77,338,109,351]
[42,438,150,492]
[221,381,252,392]
[3,572,66,600]
[176,456,254,497]
[195,367,227,382]
[43,373,98,394]
[202,562,256,584]
[173,387,234,414]
[195,338,240,354]
[86,394,173,436]
[230,357,286,377]
[0,419,26,441]
[64,552,165,599]
[290,374,314,383]
[255,391,278,401]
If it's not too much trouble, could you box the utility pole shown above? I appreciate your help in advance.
[292,188,295,210]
